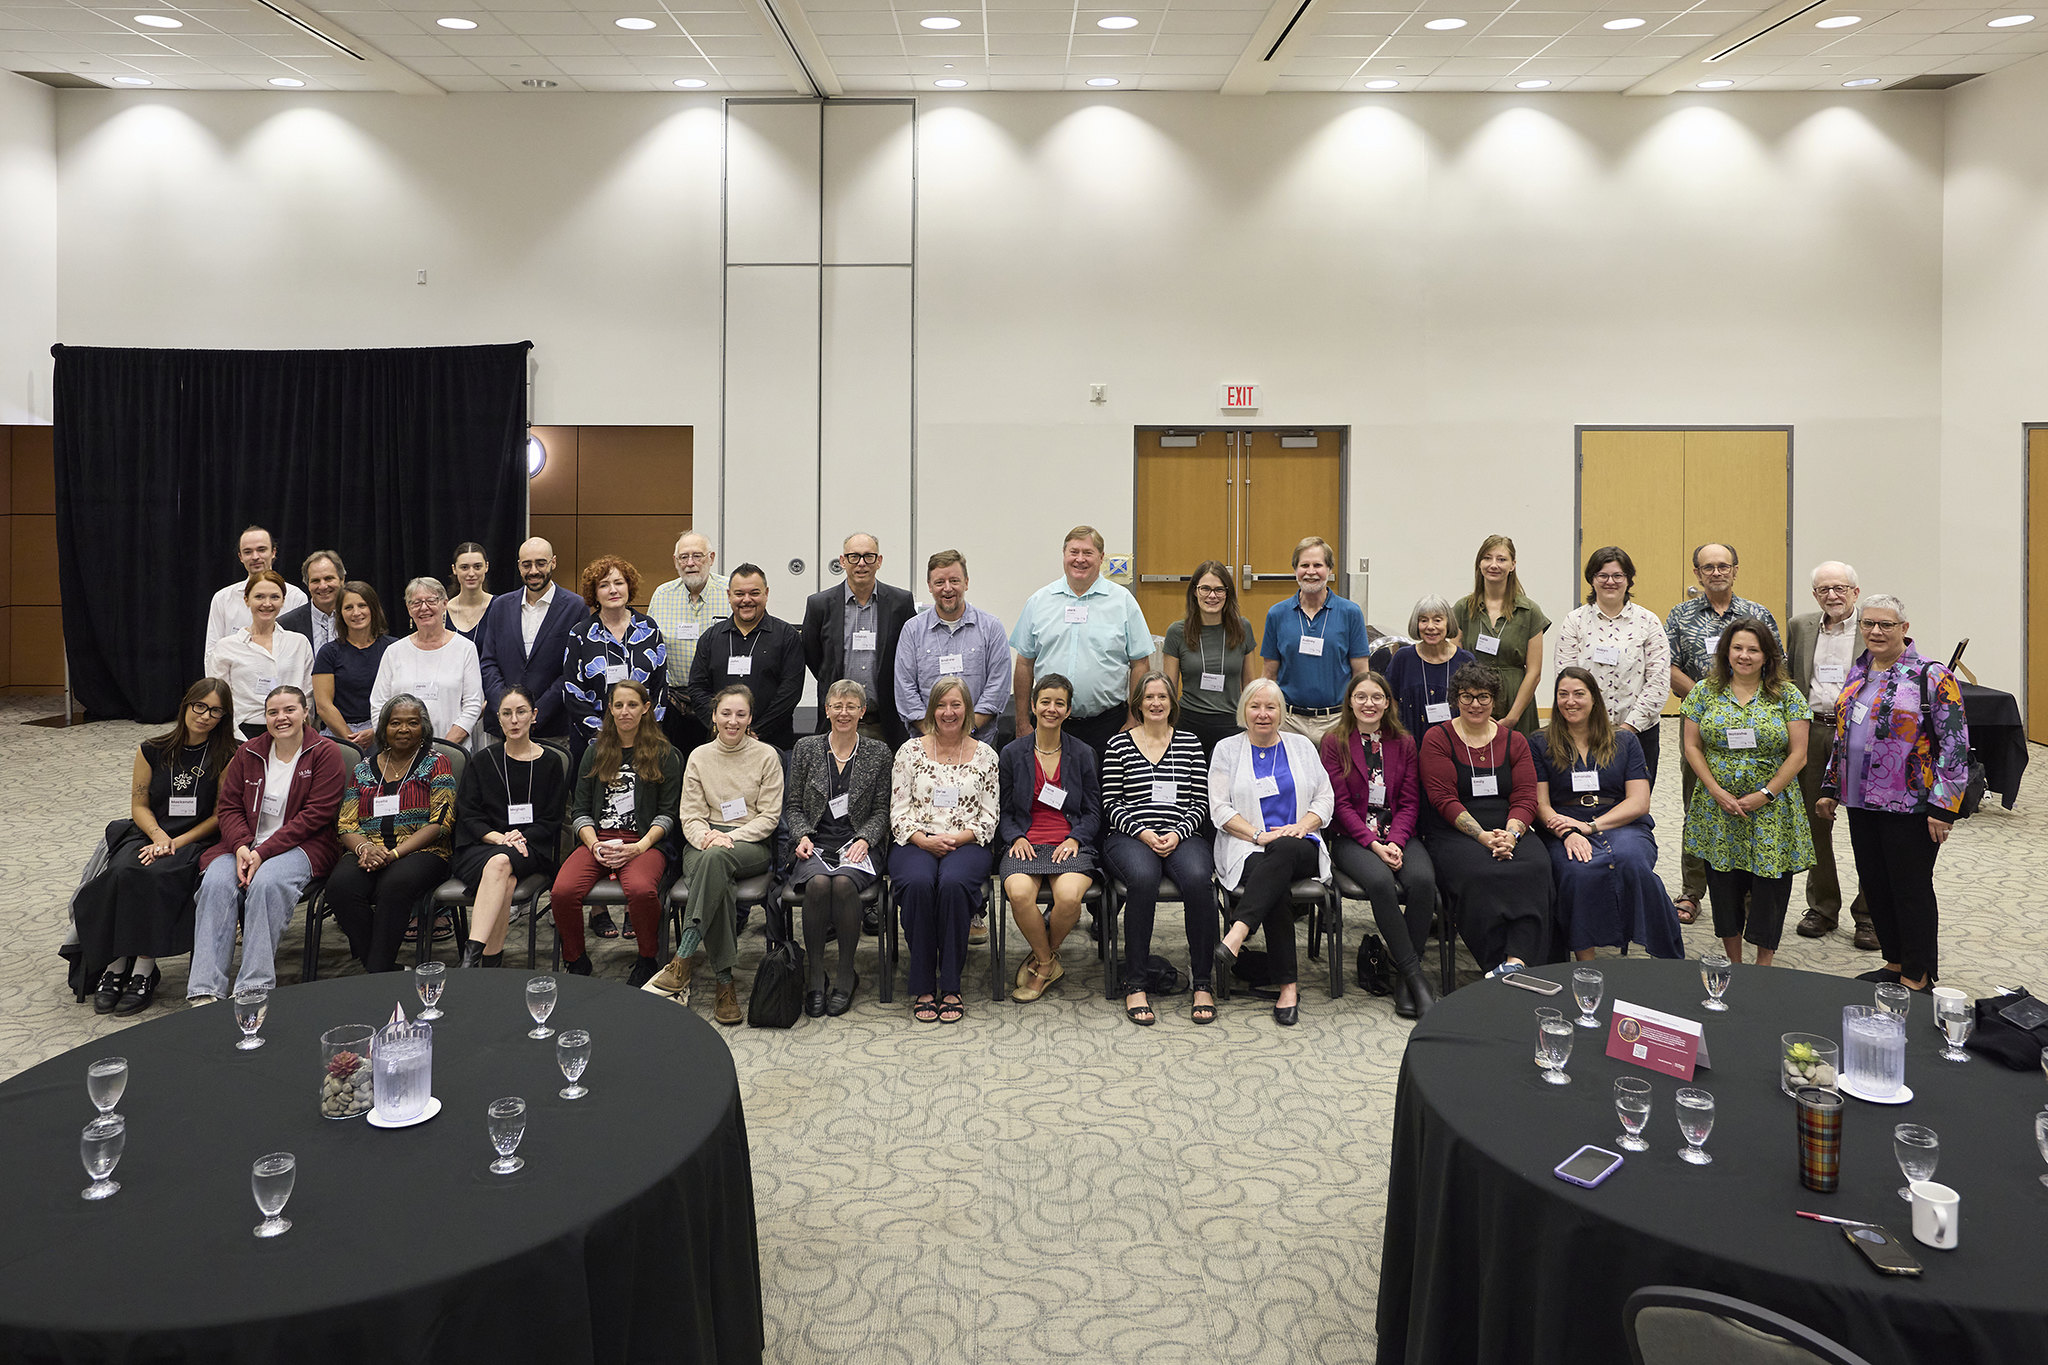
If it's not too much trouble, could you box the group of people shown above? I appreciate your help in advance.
[62,519,1972,1023]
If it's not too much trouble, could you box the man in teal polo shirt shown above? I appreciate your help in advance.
[1009,525,1155,759]
[1261,535,1370,743]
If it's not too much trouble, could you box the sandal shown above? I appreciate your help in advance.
[1673,898,1700,925]
[590,909,622,939]
[1190,995,1217,1025]
[938,994,965,1024]
[913,995,941,1024]
[1124,996,1156,1027]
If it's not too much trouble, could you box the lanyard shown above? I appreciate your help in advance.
[495,747,535,814]
[1462,734,1497,784]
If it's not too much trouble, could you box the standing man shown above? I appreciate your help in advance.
[1260,535,1370,743]
[204,526,306,653]
[801,532,917,748]
[1790,561,1877,950]
[895,549,1011,746]
[474,537,584,741]
[279,550,346,659]
[1009,526,1154,760]
[689,563,806,751]
[647,531,730,758]
[1663,542,1782,925]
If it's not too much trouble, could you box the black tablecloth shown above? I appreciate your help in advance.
[0,973,762,1365]
[1376,958,2048,1365]
[1959,682,2028,809]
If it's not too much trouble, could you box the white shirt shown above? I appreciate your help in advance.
[370,634,485,740]
[306,607,338,657]
[1811,616,1857,713]
[253,745,298,845]
[205,628,315,730]
[520,583,558,655]
[205,579,307,655]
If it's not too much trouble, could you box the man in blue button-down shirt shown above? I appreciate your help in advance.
[895,549,1011,746]
[1009,526,1154,761]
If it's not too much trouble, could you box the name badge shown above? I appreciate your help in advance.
[507,802,534,825]
[1254,775,1281,798]
[262,791,285,818]
[1591,645,1620,666]
[851,629,877,653]
[1298,635,1325,657]
[932,784,960,809]
[1064,604,1089,624]
[1726,727,1757,750]
[828,793,851,818]
[1571,770,1600,793]
[1150,780,1177,805]
[1426,702,1452,724]
[604,663,628,685]
[1475,634,1501,656]
[1815,663,1845,684]
[415,681,439,700]
[727,656,752,676]
[1852,703,1870,725]
[680,623,701,642]
[720,797,747,821]
[1039,783,1068,810]
[938,653,965,674]
[168,796,198,817]
[258,675,277,690]
[1470,774,1500,797]
[615,786,636,815]
[1199,671,1226,692]
[1367,779,1386,806]
[372,793,401,818]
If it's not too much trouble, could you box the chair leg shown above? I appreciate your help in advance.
[878,882,896,1005]
[1102,885,1119,1002]
[1326,890,1344,999]
[990,878,1007,1003]
[1439,902,1456,996]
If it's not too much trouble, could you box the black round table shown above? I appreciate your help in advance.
[1375,958,2048,1365]
[0,973,762,1365]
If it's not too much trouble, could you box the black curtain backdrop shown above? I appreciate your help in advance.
[53,342,532,723]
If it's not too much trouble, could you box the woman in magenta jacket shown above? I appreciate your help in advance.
[1320,670,1439,1017]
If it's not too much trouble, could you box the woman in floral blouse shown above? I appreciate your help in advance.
[890,677,1000,1023]
[1552,545,1671,787]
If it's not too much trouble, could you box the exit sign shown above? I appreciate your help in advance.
[1219,383,1260,411]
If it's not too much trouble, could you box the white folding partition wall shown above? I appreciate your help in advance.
[721,99,915,615]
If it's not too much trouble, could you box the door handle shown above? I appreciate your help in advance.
[1245,572,1297,582]
[1139,574,1192,584]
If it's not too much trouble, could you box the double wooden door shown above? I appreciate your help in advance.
[1132,429,1344,637]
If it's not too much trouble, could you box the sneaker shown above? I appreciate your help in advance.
[1484,960,1525,980]
[187,994,221,1006]
[643,955,694,998]
[968,915,989,947]
[1852,925,1881,952]
[627,956,660,989]
[714,982,743,1026]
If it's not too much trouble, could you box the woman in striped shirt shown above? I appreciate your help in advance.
[1101,672,1216,1026]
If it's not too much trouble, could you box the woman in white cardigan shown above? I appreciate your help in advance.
[1208,677,1335,1026]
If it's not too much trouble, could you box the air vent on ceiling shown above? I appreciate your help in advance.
[1889,73,1982,90]
[17,71,105,89]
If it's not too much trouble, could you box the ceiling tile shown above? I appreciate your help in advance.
[522,33,618,52]
[1149,33,1244,53]
[986,33,1068,51]
[1433,54,1523,70]
[819,34,908,52]
[808,11,903,34]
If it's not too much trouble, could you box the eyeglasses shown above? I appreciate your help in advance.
[1456,693,1493,705]
[675,552,709,564]
[189,703,226,719]
[1195,585,1227,595]
[1696,564,1736,576]
[1815,585,1854,597]
[1591,573,1628,585]
[841,552,879,566]
[1861,620,1903,633]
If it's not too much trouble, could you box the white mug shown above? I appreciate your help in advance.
[1910,1180,1959,1250]
[1929,987,1967,1035]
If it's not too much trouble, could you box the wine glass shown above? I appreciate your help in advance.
[2035,1111,2048,1188]
[1699,952,1731,1013]
[86,1057,128,1117]
[557,1029,591,1100]
[2037,1047,2046,1094]
[1675,1087,1715,1165]
[1614,1076,1651,1153]
[1893,1124,1939,1202]
[415,961,446,1022]
[1874,983,1911,1019]
[80,1115,125,1200]
[1539,1016,1574,1086]
[1935,995,1974,1062]
[251,1152,295,1237]
[1571,967,1604,1029]
[525,976,557,1040]
[488,1097,528,1174]
[233,990,269,1050]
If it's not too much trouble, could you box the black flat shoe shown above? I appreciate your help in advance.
[92,970,129,1015]
[627,956,660,989]
[827,975,858,1016]
[459,941,486,969]
[113,967,160,1017]
[1855,967,1903,984]
[563,954,594,977]
[1273,1002,1299,1027]
[1211,944,1236,1002]
[805,990,829,1018]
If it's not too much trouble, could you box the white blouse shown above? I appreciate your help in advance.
[1207,730,1334,891]
[368,634,485,741]
[205,627,315,729]
[1552,602,1671,733]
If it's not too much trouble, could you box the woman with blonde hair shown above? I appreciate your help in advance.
[889,677,999,1024]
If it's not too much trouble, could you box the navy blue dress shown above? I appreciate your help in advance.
[1529,731,1681,958]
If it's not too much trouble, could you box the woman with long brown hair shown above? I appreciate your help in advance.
[1449,535,1550,737]
[1162,559,1259,760]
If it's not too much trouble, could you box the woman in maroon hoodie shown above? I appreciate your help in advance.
[187,685,346,1004]
[1320,671,1439,1018]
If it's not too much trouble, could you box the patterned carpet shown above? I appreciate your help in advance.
[3,694,2042,1363]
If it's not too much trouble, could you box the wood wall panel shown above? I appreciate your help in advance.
[12,605,63,687]
[0,426,11,521]
[0,507,11,610]
[0,606,11,690]
[12,515,56,605]
[528,514,578,597]
[576,426,692,517]
[12,425,52,513]
[1682,430,1789,631]
[1133,431,1231,636]
[527,426,579,518]
[1578,429,1686,628]
[571,515,689,607]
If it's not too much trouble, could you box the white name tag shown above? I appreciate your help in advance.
[932,785,960,809]
[1475,634,1501,656]
[1039,783,1067,810]
[168,796,198,817]
[720,797,747,821]
[507,802,534,825]
[1591,645,1620,666]
[1571,770,1600,793]
[938,653,965,674]
[680,623,701,642]
[851,629,876,653]
[604,663,628,685]
[372,793,401,818]
[727,656,752,676]
[1064,604,1089,624]
[258,675,276,690]
[1254,775,1281,798]
[828,793,851,818]
[1426,702,1452,724]
[1852,703,1869,725]
[1297,635,1325,657]
[1199,671,1225,692]
[1470,774,1500,797]
[1367,779,1386,806]
[262,791,285,818]
[1150,780,1177,805]
[1816,663,1845,684]
[615,786,636,815]
[1726,727,1757,750]
[415,682,439,700]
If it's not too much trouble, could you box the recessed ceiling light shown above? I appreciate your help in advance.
[1842,76,1881,86]
[674,78,707,87]
[436,17,477,29]
[1515,79,1551,88]
[920,16,960,28]
[113,75,152,84]
[520,77,557,87]
[932,78,967,87]
[1422,17,1467,30]
[615,17,657,30]
[1086,76,1120,85]
[1363,79,1398,89]
[1988,13,2035,24]
[1815,15,1861,28]
[1097,15,1139,28]
[133,14,181,27]
[1602,17,1646,28]
[1696,78,1734,88]
[268,77,305,86]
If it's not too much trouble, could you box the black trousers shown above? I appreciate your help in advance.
[1847,808,1944,982]
[1229,837,1322,986]
[1181,710,1239,764]
[1634,723,1661,790]
[1329,835,1437,969]
[660,689,711,764]
[1703,867,1792,951]
[1104,832,1218,992]
[1065,708,1127,765]
[327,850,451,973]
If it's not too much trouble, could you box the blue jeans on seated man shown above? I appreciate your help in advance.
[188,847,313,999]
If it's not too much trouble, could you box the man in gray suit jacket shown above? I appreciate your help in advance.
[801,532,917,750]
[1788,561,1876,950]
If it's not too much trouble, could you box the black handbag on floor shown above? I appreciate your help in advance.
[1354,933,1394,996]
[1141,955,1187,996]
[747,939,804,1028]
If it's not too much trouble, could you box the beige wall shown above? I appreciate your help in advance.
[0,72,57,425]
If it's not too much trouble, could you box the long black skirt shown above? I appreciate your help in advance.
[1420,828,1555,971]
[70,822,211,982]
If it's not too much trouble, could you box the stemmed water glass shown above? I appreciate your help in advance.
[1614,1077,1651,1153]
[415,961,446,1022]
[488,1097,528,1174]
[86,1057,128,1117]
[1571,967,1604,1029]
[81,1115,125,1200]
[1874,983,1911,1019]
[233,990,269,1050]
[2035,1111,2048,1187]
[1537,1012,1574,1085]
[525,976,558,1040]
[1935,995,1974,1062]
[1675,1087,1715,1165]
[1699,952,1732,1013]
[1893,1124,1939,1201]
[557,1030,591,1100]
[251,1152,295,1237]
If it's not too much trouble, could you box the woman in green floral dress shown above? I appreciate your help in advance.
[1679,620,1814,966]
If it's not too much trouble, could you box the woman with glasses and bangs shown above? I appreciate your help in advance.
[1552,546,1671,788]
[1162,561,1259,761]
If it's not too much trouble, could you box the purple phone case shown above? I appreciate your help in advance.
[1554,1145,1623,1188]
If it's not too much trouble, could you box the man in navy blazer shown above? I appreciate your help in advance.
[475,538,584,740]
[801,532,917,749]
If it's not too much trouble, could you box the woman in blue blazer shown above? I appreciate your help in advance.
[999,673,1104,1003]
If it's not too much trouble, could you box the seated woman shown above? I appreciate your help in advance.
[1530,667,1680,962]
[453,686,569,967]
[1102,671,1216,1026]
[788,680,892,1018]
[1210,677,1335,1027]
[1000,673,1104,1005]
[553,679,682,984]
[446,541,494,639]
[1384,595,1474,744]
[1417,663,1555,976]
[69,677,236,1015]
[207,570,315,739]
[313,582,396,746]
[1320,670,1439,1019]
[370,577,485,746]
[188,686,347,1004]
[890,678,1000,1024]
[327,694,458,974]
[643,685,784,1026]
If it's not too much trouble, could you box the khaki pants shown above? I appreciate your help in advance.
[1798,722,1871,930]
[1283,709,1342,745]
